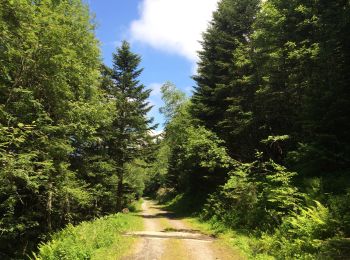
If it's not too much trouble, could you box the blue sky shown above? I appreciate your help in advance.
[87,0,218,132]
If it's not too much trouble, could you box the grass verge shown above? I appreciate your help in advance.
[163,194,274,260]
[32,201,143,260]
[183,217,274,260]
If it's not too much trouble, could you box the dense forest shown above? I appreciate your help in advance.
[148,0,350,258]
[1,0,350,259]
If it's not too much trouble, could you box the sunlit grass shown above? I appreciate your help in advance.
[33,201,143,260]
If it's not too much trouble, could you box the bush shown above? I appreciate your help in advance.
[328,189,350,236]
[265,201,334,259]
[202,153,303,231]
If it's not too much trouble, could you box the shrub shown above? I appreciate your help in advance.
[266,201,334,259]
[202,153,303,231]
[328,189,350,236]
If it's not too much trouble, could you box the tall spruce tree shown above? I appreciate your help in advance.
[108,41,156,210]
[191,0,260,160]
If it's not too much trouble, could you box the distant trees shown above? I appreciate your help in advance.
[159,81,186,123]
[158,83,232,199]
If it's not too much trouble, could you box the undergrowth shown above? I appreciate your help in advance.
[163,193,347,259]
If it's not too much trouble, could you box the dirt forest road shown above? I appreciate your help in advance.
[122,200,244,260]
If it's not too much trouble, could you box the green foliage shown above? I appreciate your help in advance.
[1,0,349,258]
[33,212,142,260]
[184,126,233,170]
[202,154,302,231]
[144,143,170,195]
[159,81,187,123]
[103,40,156,210]
[148,0,350,257]
[252,0,350,169]
[167,114,233,194]
[124,159,148,200]
[263,201,334,259]
[328,190,350,236]
[0,0,110,257]
[191,0,260,161]
[0,1,151,258]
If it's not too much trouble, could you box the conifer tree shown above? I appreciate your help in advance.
[191,0,260,160]
[108,41,156,210]
[299,0,350,177]
[252,0,350,172]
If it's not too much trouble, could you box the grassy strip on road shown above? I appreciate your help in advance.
[163,194,274,260]
[182,217,274,260]
[33,201,143,260]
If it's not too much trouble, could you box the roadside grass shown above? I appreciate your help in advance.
[183,217,274,260]
[32,200,143,260]
[162,194,274,260]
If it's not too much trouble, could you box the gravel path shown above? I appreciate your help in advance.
[122,200,244,260]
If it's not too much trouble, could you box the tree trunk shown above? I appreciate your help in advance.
[46,182,53,232]
[116,170,123,212]
[21,237,28,257]
[64,194,71,224]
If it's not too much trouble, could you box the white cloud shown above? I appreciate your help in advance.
[148,82,163,97]
[130,0,219,62]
